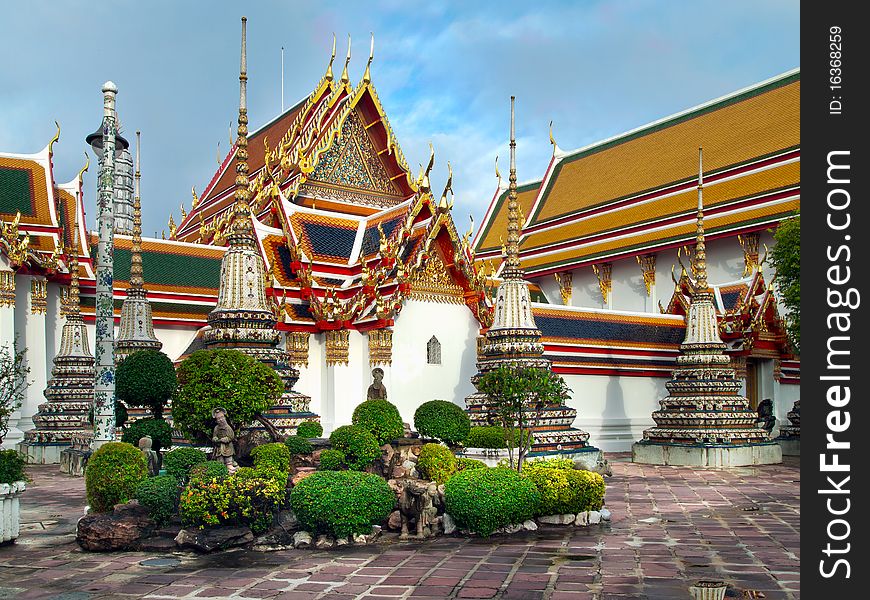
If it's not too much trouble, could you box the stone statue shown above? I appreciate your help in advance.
[138,435,159,476]
[211,407,237,468]
[399,479,441,539]
[366,367,387,401]
[756,399,776,436]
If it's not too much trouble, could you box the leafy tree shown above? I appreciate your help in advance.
[0,342,30,444]
[116,350,177,417]
[173,349,284,443]
[476,366,570,472]
[770,213,800,353]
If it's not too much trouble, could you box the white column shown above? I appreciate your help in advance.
[0,268,23,449]
[12,275,47,435]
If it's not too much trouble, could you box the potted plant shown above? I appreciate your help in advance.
[0,342,30,543]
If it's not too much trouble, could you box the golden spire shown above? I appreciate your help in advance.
[67,153,88,316]
[325,33,337,81]
[504,96,522,278]
[694,146,708,292]
[48,121,60,157]
[232,16,253,235]
[340,34,351,85]
[131,132,144,288]
[362,33,374,84]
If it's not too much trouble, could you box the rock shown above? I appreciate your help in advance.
[402,459,417,469]
[600,508,612,521]
[335,537,349,547]
[391,465,407,478]
[522,520,538,531]
[175,525,254,552]
[497,523,522,534]
[315,534,334,550]
[293,531,312,549]
[291,467,316,486]
[403,422,413,438]
[574,512,589,526]
[352,532,368,544]
[311,449,324,463]
[588,511,602,525]
[408,467,420,479]
[638,517,662,524]
[538,514,576,526]
[76,500,156,552]
[442,513,457,535]
[276,509,300,532]
[387,510,402,531]
[411,446,422,457]
[381,443,396,464]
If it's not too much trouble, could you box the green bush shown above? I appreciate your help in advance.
[329,425,381,471]
[116,350,177,417]
[121,417,173,453]
[85,442,149,513]
[414,400,470,446]
[416,443,457,484]
[251,443,292,484]
[522,462,605,516]
[352,399,404,445]
[456,457,487,473]
[173,349,283,442]
[290,470,395,538]
[134,474,179,526]
[189,460,230,482]
[318,449,345,471]
[0,450,26,484]
[296,420,323,438]
[466,426,507,449]
[284,435,313,456]
[179,473,284,534]
[162,447,208,481]
[444,467,541,536]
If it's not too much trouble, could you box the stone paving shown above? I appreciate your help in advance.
[0,455,800,600]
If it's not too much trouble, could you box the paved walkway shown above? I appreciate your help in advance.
[0,456,800,600]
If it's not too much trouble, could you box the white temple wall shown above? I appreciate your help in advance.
[153,324,200,362]
[320,330,368,434]
[775,382,800,434]
[292,332,325,421]
[562,372,666,453]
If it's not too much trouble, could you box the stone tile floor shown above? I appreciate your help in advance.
[0,455,800,600]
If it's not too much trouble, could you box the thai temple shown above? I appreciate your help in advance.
[0,19,799,460]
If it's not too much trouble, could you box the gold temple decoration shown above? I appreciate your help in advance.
[168,213,177,239]
[325,329,350,366]
[191,185,200,208]
[1,212,30,266]
[0,271,14,308]
[730,355,747,379]
[773,358,782,381]
[737,232,760,277]
[180,203,187,221]
[368,328,392,366]
[554,272,572,305]
[476,335,487,360]
[591,262,612,305]
[59,285,71,316]
[408,254,464,304]
[286,331,310,367]
[636,253,656,296]
[47,121,60,157]
[30,278,47,314]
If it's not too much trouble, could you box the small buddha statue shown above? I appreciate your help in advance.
[211,407,237,469]
[138,435,160,476]
[367,367,387,400]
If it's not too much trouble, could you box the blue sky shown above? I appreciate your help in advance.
[1,1,799,237]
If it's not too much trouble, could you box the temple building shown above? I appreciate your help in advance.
[0,34,799,456]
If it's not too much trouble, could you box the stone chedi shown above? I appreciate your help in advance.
[115,131,162,363]
[632,149,781,467]
[203,17,317,435]
[21,162,95,463]
[465,98,597,460]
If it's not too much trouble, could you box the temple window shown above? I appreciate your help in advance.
[427,336,441,365]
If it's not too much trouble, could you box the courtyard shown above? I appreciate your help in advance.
[0,456,800,600]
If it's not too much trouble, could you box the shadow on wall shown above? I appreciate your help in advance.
[452,324,480,409]
[603,375,628,425]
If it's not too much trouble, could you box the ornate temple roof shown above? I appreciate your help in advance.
[474,70,800,276]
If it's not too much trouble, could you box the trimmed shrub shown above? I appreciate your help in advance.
[162,447,208,481]
[179,473,284,534]
[329,425,381,471]
[173,349,283,442]
[85,442,149,513]
[290,470,395,538]
[466,426,507,449]
[456,457,487,473]
[414,400,470,446]
[284,435,314,456]
[0,450,26,484]
[116,350,176,417]
[522,462,606,516]
[121,417,173,453]
[189,460,230,482]
[444,467,541,536]
[318,449,345,471]
[134,474,179,526]
[251,443,292,483]
[352,399,404,445]
[296,420,323,438]
[416,443,457,484]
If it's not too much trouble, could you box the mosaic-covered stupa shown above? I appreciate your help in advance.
[465,98,597,460]
[633,149,781,466]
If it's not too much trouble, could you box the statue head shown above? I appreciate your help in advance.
[138,435,153,451]
[213,406,229,426]
[372,367,384,382]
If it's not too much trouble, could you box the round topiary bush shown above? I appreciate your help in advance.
[121,417,173,453]
[284,435,314,456]
[85,442,149,513]
[329,425,381,471]
[522,463,605,516]
[0,450,26,484]
[296,420,323,438]
[416,443,457,484]
[134,474,179,526]
[189,460,230,482]
[290,470,395,538]
[162,447,208,481]
[351,399,404,445]
[173,349,283,442]
[466,426,507,449]
[414,400,470,446]
[444,467,541,536]
[318,449,345,471]
[456,457,487,472]
[116,350,177,418]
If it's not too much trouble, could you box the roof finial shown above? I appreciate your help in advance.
[549,120,560,156]
[340,34,351,85]
[494,155,501,185]
[325,33,337,81]
[232,16,252,234]
[503,96,522,277]
[130,131,144,289]
[66,153,86,316]
[694,146,708,292]
[48,120,60,157]
[76,151,90,186]
[362,32,374,84]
